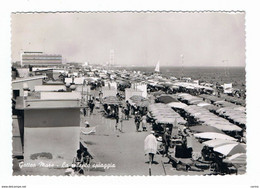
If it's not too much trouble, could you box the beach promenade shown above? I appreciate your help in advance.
[80,107,210,176]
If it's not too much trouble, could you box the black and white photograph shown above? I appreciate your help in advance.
[10,11,247,176]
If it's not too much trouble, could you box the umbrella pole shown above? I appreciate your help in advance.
[149,154,152,176]
[161,160,167,175]
[149,161,152,176]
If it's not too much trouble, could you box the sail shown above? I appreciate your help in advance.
[155,61,160,72]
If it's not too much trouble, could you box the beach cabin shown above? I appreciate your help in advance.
[15,97,81,166]
[12,115,24,159]
[12,76,46,98]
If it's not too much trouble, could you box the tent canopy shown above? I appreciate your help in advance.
[223,153,246,164]
[213,143,246,156]
[202,139,237,148]
[194,132,237,141]
[103,96,120,105]
[189,125,224,134]
[167,102,187,109]
[157,95,179,104]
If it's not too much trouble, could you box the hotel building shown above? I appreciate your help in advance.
[21,51,62,66]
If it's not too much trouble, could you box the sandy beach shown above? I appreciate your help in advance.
[13,100,212,176]
[80,109,212,176]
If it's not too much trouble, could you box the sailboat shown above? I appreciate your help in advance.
[155,61,160,73]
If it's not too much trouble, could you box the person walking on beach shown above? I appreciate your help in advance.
[135,112,141,132]
[115,112,119,130]
[125,107,130,120]
[99,90,103,102]
[118,107,124,132]
[144,131,157,163]
[163,128,171,157]
[144,131,158,175]
[125,100,130,120]
[89,97,95,115]
[83,108,87,117]
[141,115,147,131]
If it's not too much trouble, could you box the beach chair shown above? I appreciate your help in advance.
[166,154,204,172]
[81,127,96,135]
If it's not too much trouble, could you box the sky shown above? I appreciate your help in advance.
[11,12,245,67]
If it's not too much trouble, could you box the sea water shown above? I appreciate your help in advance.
[118,66,245,91]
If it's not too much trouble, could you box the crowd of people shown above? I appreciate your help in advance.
[78,78,244,175]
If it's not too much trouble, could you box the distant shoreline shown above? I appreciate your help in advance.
[109,66,245,70]
[116,66,245,68]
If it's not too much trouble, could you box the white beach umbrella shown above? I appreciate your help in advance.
[223,153,246,164]
[167,102,187,109]
[197,102,211,107]
[209,123,242,132]
[203,139,238,148]
[213,143,246,156]
[194,132,237,141]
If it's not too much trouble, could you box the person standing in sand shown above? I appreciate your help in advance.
[144,131,158,164]
[135,112,141,132]
[115,113,119,130]
[125,100,130,120]
[141,115,147,131]
[163,128,171,157]
[118,107,124,132]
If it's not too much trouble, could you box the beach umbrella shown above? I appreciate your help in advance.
[207,123,242,132]
[223,153,246,165]
[70,85,76,90]
[213,143,246,156]
[177,93,190,98]
[189,125,224,134]
[154,84,164,88]
[189,99,204,105]
[202,139,237,148]
[103,96,120,105]
[194,132,237,141]
[151,91,164,96]
[171,85,179,89]
[81,127,96,135]
[135,100,150,107]
[117,80,130,87]
[233,106,246,112]
[157,96,179,104]
[167,102,187,109]
[130,95,145,101]
[197,102,211,107]
[175,118,187,125]
[186,86,195,90]
[182,95,195,100]
[161,82,173,87]
[84,77,95,82]
[203,105,219,112]
[170,77,177,81]
[156,116,186,124]
[156,117,176,124]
